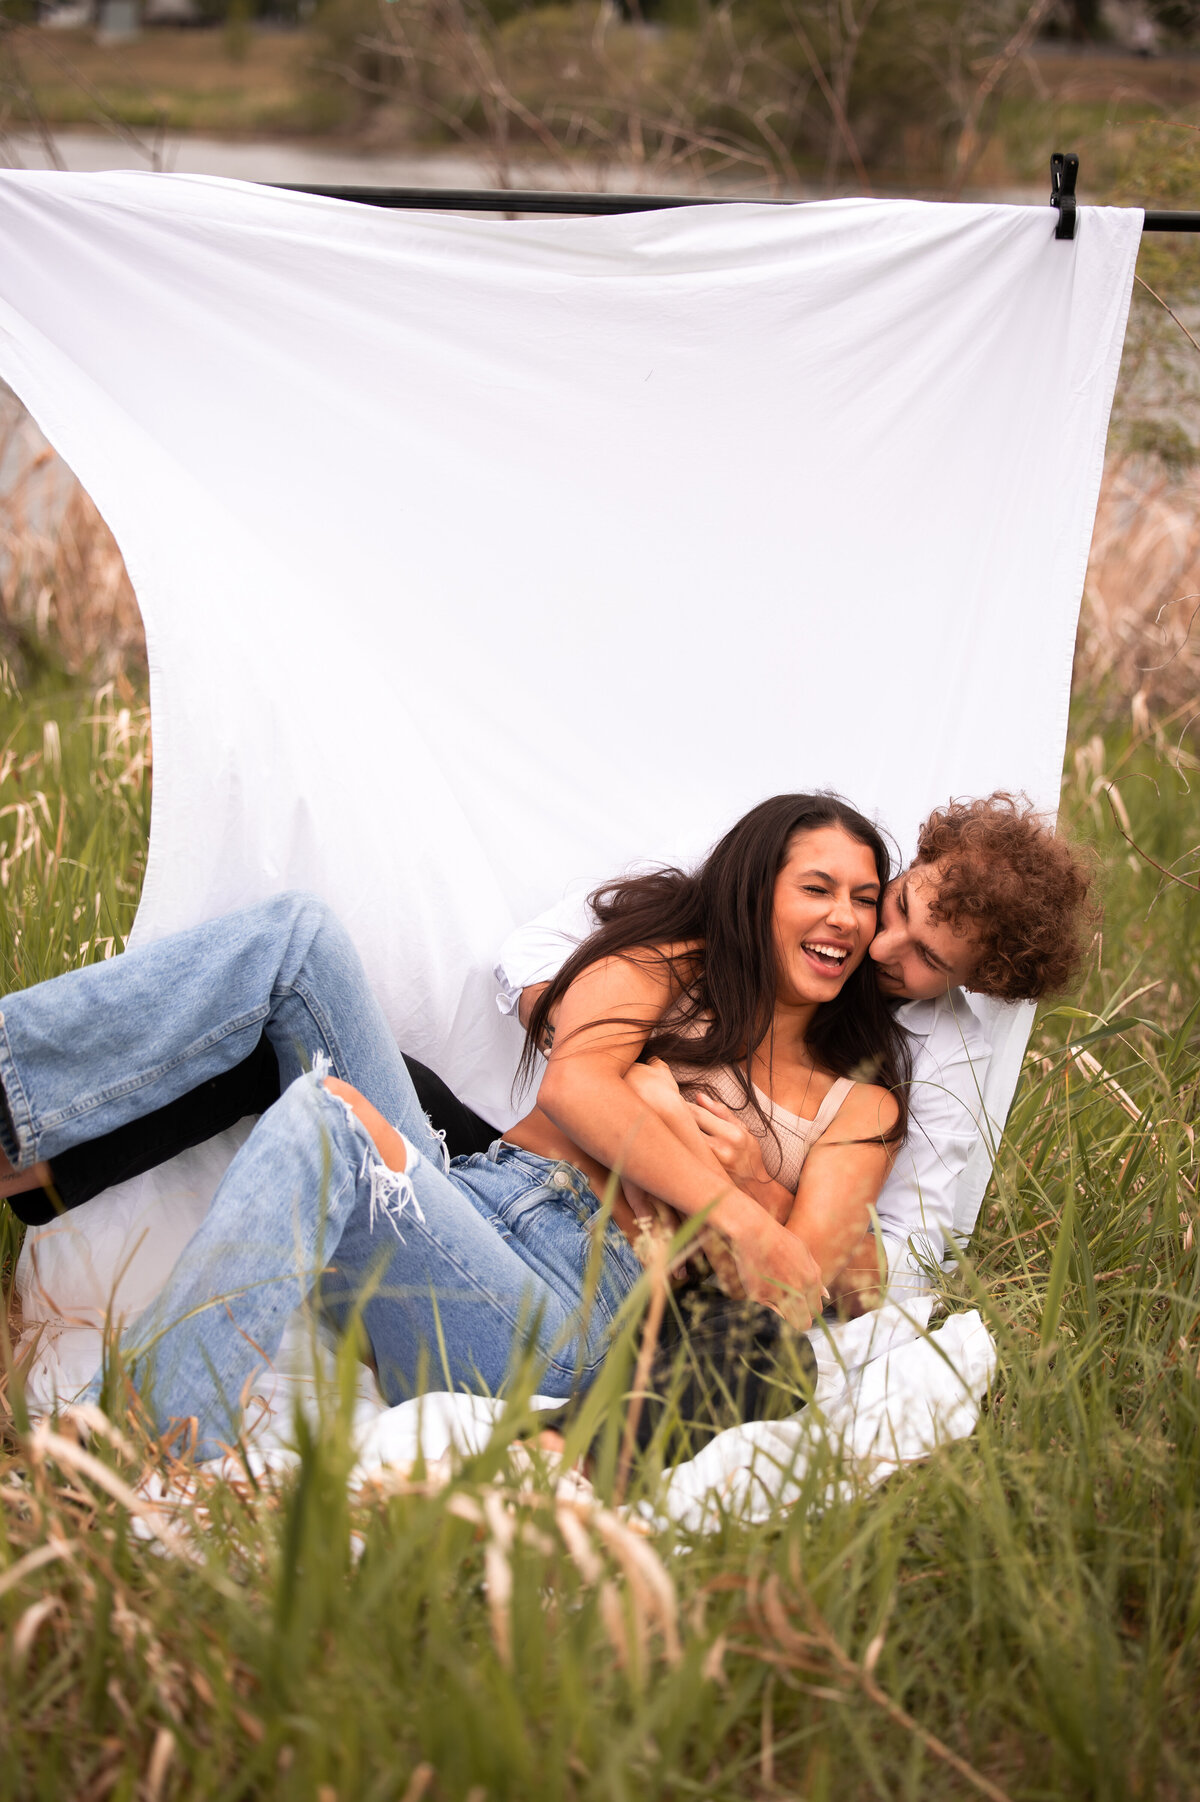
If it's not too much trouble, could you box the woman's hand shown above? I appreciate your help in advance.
[718,1201,821,1326]
[689,1092,794,1226]
[689,1092,769,1189]
[621,1177,685,1260]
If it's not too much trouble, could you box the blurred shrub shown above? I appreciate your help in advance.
[309,0,1059,189]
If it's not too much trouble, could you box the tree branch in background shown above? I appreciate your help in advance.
[1136,272,1200,357]
[0,21,165,175]
[950,0,1058,195]
[780,0,873,192]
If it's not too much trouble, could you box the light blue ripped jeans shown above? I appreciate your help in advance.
[0,894,642,1459]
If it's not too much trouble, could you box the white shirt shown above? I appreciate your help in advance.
[495,898,994,1296]
[883,993,991,1294]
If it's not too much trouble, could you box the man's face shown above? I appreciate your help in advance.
[869,860,981,1001]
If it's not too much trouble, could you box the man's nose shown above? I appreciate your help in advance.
[870,923,901,959]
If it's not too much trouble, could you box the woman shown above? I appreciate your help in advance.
[513,793,908,1303]
[0,794,907,1459]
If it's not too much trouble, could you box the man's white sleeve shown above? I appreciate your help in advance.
[494,892,596,1016]
[876,999,993,1297]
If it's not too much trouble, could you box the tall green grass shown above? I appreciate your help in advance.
[0,648,1196,1799]
[0,670,149,1290]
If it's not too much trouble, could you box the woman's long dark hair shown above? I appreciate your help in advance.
[522,793,911,1145]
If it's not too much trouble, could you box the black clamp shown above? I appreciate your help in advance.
[1051,152,1079,241]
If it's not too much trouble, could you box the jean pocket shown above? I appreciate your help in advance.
[492,1178,576,1236]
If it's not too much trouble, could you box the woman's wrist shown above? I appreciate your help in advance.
[738,1172,793,1222]
[712,1186,777,1243]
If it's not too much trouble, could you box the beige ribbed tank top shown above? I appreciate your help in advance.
[666,1060,857,1193]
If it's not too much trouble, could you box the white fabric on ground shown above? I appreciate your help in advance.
[0,174,1138,1493]
[339,1297,999,1525]
[112,1299,998,1528]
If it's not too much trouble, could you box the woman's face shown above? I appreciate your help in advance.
[770,824,882,1007]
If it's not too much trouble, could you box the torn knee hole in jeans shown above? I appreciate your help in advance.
[320,1080,426,1242]
[366,1158,425,1240]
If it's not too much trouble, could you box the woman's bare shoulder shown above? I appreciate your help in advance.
[559,939,701,1008]
[830,1078,902,1141]
[585,939,702,984]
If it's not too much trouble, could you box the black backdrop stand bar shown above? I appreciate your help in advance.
[1144,211,1200,232]
[273,160,1198,233]
[273,185,772,215]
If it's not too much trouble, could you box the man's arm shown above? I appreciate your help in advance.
[494,893,593,1019]
[517,981,553,1051]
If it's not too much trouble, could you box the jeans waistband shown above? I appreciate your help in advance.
[489,1138,598,1205]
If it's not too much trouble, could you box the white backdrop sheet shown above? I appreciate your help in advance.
[0,174,1139,1457]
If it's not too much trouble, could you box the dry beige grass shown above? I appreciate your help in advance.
[0,432,146,685]
[1076,454,1200,729]
[39,484,146,682]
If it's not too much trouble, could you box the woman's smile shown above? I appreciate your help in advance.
[772,824,881,1005]
[798,938,852,978]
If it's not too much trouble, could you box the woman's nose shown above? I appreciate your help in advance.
[827,895,857,930]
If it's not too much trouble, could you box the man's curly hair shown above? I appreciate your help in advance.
[914,793,1094,1001]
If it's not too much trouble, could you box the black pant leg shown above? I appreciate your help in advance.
[402,1057,499,1159]
[545,1287,815,1464]
[634,1287,816,1456]
[7,1042,501,1227]
[11,1035,285,1226]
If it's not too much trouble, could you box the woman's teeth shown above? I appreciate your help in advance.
[802,942,848,968]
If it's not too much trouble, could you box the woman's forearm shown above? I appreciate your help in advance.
[538,1059,819,1315]
[538,1058,749,1229]
[785,1145,893,1286]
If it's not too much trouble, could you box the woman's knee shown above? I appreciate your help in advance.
[265,888,343,951]
[259,890,361,997]
[322,1077,408,1172]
